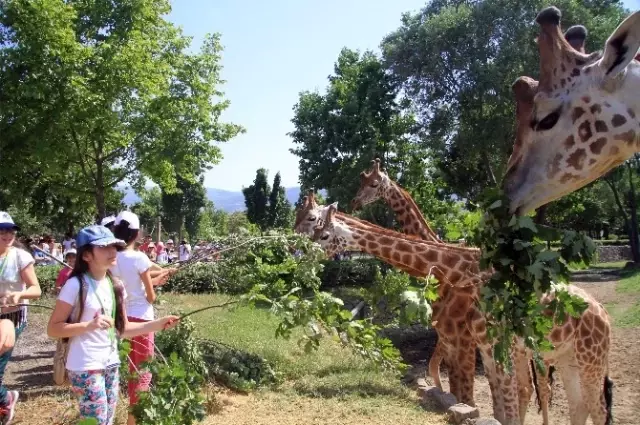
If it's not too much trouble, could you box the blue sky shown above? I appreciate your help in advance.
[168,0,639,192]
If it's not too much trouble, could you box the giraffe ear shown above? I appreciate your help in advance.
[600,10,640,77]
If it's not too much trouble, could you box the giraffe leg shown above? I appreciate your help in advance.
[479,347,506,424]
[558,360,589,425]
[533,361,554,425]
[498,352,522,425]
[512,346,533,423]
[579,367,612,425]
[428,341,443,390]
[455,341,477,406]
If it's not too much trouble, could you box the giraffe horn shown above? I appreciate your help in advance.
[372,158,381,174]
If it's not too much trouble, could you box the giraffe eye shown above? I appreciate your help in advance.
[371,181,379,188]
[307,216,316,221]
[321,234,329,240]
[535,106,562,131]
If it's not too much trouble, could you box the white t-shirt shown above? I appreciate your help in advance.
[0,248,34,313]
[58,276,123,371]
[110,250,154,320]
[179,244,191,261]
[62,239,74,251]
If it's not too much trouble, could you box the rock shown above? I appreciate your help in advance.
[474,418,501,425]
[417,385,457,409]
[415,378,429,388]
[447,403,480,424]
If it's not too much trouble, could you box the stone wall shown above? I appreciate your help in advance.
[596,245,632,263]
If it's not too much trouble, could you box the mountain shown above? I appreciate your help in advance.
[121,187,326,213]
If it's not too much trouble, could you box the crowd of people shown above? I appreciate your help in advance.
[0,209,183,425]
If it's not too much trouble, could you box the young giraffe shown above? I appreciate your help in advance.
[295,192,484,405]
[504,6,640,215]
[350,158,478,405]
[351,159,443,244]
[313,204,612,425]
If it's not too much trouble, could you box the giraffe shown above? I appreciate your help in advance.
[312,204,613,425]
[350,158,479,404]
[294,192,484,405]
[503,6,640,216]
[351,159,443,244]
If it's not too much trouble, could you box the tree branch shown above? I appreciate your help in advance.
[70,126,97,182]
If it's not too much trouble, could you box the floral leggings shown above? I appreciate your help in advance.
[68,365,120,425]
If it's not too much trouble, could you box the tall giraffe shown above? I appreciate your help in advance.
[504,6,640,215]
[351,159,443,244]
[313,204,613,425]
[351,158,476,403]
[294,192,483,405]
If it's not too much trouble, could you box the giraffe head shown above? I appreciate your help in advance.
[311,202,348,257]
[504,7,640,215]
[351,158,391,210]
[294,190,327,236]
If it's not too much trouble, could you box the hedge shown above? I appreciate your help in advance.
[35,265,61,295]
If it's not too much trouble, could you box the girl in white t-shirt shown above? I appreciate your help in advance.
[0,212,41,424]
[47,225,179,425]
[111,211,176,425]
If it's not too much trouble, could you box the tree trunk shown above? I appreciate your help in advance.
[95,188,106,221]
[94,159,106,219]
[605,173,637,262]
[627,162,640,262]
[534,205,551,249]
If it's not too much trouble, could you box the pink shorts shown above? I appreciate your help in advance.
[127,316,154,406]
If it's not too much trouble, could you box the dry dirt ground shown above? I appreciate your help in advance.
[3,269,639,424]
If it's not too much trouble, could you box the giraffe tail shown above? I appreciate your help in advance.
[530,360,555,413]
[604,375,613,425]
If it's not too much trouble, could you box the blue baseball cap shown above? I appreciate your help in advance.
[0,212,19,231]
[76,225,126,249]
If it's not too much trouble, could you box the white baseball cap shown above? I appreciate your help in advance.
[115,210,140,230]
[0,212,19,231]
[166,239,174,244]
[100,215,116,226]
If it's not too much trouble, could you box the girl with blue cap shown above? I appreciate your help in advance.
[47,225,179,425]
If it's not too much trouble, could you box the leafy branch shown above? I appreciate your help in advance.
[473,188,595,370]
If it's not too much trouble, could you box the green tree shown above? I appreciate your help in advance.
[131,186,163,233]
[197,200,229,238]
[268,172,293,229]
[161,175,207,240]
[381,0,628,200]
[242,168,271,230]
[289,48,428,226]
[227,212,259,235]
[0,0,243,217]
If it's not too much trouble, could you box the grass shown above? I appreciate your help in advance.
[158,293,447,425]
[603,263,640,327]
[591,261,628,270]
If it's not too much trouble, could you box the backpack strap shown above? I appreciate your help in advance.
[61,278,89,343]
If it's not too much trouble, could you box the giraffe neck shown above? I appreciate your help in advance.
[381,181,442,243]
[332,220,482,285]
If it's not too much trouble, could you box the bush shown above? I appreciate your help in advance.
[163,257,385,296]
[163,263,243,294]
[320,258,383,288]
[35,265,62,295]
[154,315,278,392]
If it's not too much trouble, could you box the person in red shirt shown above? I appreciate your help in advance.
[55,249,76,292]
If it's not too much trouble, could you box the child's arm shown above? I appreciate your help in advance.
[47,300,112,338]
[121,314,180,339]
[140,269,157,304]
